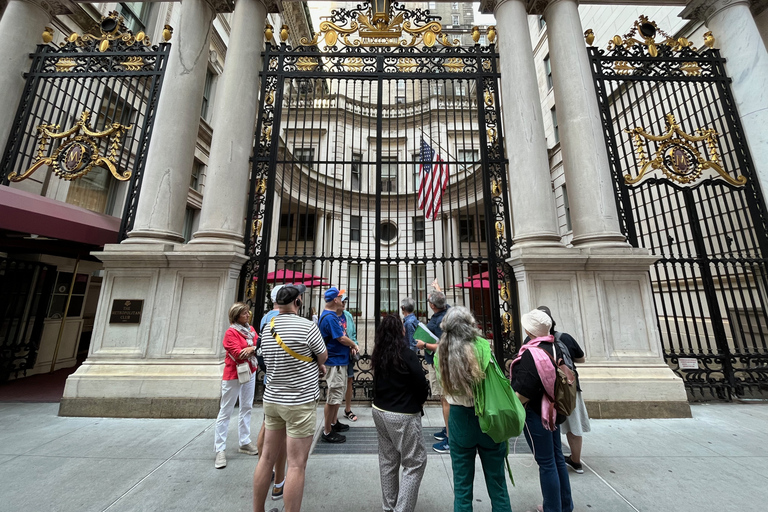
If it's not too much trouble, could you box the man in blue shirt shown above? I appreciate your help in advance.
[401,296,419,352]
[415,282,451,453]
[318,287,358,443]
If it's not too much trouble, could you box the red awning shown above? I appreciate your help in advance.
[0,185,121,247]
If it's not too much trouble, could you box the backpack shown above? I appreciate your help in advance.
[553,332,574,371]
[542,343,577,417]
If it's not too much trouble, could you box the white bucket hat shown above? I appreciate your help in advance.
[270,284,285,303]
[521,309,552,338]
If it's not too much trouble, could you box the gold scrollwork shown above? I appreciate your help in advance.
[396,58,418,72]
[55,58,76,72]
[501,312,512,334]
[484,90,494,106]
[487,128,498,144]
[499,282,510,302]
[63,11,169,52]
[605,15,705,54]
[343,58,365,71]
[624,113,746,187]
[246,281,257,300]
[442,58,464,72]
[491,180,502,197]
[256,177,267,195]
[495,221,504,241]
[296,56,319,71]
[119,56,145,71]
[301,3,460,48]
[9,110,132,183]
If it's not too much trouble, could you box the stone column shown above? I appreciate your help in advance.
[544,0,626,247]
[683,0,768,197]
[494,0,562,247]
[191,0,267,248]
[0,0,57,160]
[124,0,216,244]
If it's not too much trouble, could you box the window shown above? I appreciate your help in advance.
[479,35,487,46]
[412,264,427,315]
[119,2,150,33]
[297,213,316,241]
[296,78,313,95]
[459,215,475,242]
[551,107,559,144]
[379,221,398,243]
[381,157,398,193]
[457,149,479,170]
[429,2,436,9]
[66,166,116,214]
[544,54,553,90]
[413,216,425,242]
[190,160,203,190]
[201,68,214,120]
[381,265,399,312]
[97,87,137,128]
[479,215,487,242]
[279,213,293,241]
[295,148,315,169]
[562,184,572,231]
[48,272,88,318]
[452,15,460,26]
[351,152,362,191]
[183,207,196,242]
[351,215,362,242]
[348,264,361,312]
[396,79,407,104]
[539,16,546,30]
[452,2,459,9]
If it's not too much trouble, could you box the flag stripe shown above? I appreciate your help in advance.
[417,139,449,220]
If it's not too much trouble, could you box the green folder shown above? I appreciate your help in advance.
[414,322,439,354]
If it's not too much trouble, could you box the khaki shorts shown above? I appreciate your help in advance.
[263,400,317,439]
[428,364,443,397]
[325,365,348,405]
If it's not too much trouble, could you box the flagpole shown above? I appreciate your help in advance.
[418,128,462,164]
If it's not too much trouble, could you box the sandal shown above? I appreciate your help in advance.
[344,409,358,422]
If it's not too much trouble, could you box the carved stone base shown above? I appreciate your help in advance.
[509,245,691,418]
[60,243,247,418]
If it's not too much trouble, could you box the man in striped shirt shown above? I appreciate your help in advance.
[253,284,327,512]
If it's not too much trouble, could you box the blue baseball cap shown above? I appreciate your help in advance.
[324,287,345,302]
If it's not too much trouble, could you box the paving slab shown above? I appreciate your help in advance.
[106,457,260,512]
[585,455,768,512]
[0,403,96,455]
[0,454,163,512]
[23,417,212,460]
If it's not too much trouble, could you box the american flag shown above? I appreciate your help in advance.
[417,139,450,220]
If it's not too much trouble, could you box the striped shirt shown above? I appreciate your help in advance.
[260,313,327,405]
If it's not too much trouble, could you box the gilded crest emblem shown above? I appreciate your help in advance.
[8,110,132,183]
[624,113,746,187]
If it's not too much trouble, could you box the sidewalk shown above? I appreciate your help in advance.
[0,401,766,511]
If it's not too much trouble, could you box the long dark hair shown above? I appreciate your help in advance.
[371,315,407,376]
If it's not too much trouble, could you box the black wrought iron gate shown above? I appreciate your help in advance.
[241,2,518,398]
[589,18,768,399]
[0,11,170,240]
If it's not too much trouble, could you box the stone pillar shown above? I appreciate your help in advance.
[0,0,57,159]
[191,0,267,248]
[544,0,626,248]
[683,0,768,197]
[494,0,562,247]
[125,0,217,244]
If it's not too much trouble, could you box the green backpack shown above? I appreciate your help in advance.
[473,351,526,485]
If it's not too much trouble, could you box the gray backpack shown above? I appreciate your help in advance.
[554,332,575,371]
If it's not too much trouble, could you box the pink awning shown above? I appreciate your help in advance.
[0,185,120,246]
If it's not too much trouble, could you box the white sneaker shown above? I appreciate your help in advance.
[214,451,227,469]
[238,442,258,455]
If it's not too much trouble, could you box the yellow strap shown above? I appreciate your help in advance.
[270,317,313,363]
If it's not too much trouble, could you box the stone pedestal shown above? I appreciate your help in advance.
[509,245,691,418]
[60,244,247,418]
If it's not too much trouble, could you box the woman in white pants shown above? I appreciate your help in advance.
[214,302,259,469]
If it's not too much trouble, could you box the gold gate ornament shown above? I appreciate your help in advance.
[624,113,746,187]
[9,110,132,183]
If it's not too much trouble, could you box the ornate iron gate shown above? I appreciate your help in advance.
[589,17,768,399]
[241,2,519,398]
[0,11,170,240]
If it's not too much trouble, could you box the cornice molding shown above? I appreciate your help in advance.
[681,0,763,22]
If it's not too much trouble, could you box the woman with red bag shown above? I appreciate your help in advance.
[214,302,259,469]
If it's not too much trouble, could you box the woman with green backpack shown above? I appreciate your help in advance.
[435,306,514,512]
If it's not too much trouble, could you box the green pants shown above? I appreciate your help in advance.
[448,405,512,512]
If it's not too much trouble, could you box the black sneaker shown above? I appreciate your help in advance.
[564,455,584,474]
[332,421,349,432]
[322,431,346,443]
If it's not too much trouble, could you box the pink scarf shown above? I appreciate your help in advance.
[510,335,558,431]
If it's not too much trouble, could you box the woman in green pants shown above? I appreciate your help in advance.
[435,307,512,512]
